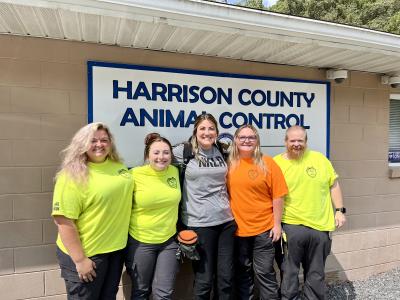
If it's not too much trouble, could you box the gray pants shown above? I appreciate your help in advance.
[125,235,179,300]
[281,224,332,300]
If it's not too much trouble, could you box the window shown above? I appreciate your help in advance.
[389,94,400,165]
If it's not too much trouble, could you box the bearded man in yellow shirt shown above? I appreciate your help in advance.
[274,126,346,300]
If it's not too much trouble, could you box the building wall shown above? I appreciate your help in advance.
[0,35,399,299]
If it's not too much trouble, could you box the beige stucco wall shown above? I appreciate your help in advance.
[0,34,399,300]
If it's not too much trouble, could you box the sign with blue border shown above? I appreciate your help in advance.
[88,61,330,167]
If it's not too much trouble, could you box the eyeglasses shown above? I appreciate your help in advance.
[237,135,257,142]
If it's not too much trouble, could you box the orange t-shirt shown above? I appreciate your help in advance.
[228,156,288,237]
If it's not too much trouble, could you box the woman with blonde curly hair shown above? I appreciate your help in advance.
[227,124,288,300]
[52,122,133,300]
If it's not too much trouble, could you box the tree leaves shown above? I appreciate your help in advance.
[269,0,400,34]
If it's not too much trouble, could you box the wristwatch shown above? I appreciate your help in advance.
[335,207,346,214]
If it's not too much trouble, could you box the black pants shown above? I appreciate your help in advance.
[281,224,332,300]
[235,230,279,300]
[56,247,124,300]
[190,220,236,300]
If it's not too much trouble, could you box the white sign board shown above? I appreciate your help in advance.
[88,61,330,168]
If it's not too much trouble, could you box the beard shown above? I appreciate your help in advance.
[288,145,306,159]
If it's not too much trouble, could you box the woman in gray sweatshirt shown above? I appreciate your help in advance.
[173,113,236,300]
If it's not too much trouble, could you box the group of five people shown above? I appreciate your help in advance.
[52,113,346,300]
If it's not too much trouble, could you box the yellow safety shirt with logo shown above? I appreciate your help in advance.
[52,159,133,257]
[273,150,337,232]
[129,164,181,244]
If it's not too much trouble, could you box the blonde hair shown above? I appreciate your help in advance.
[56,122,121,184]
[190,113,219,159]
[228,124,267,174]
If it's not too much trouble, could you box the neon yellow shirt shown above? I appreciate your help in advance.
[52,159,133,257]
[129,165,181,244]
[274,150,337,231]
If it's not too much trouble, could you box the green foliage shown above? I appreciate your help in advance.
[237,0,265,9]
[269,0,400,35]
[385,11,400,33]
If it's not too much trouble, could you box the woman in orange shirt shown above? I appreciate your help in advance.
[227,124,288,300]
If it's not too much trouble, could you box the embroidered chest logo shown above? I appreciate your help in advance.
[306,166,317,178]
[118,169,131,179]
[167,177,178,189]
[248,169,259,180]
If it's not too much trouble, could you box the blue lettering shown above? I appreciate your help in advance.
[200,86,217,104]
[166,110,185,127]
[238,89,251,105]
[220,112,310,130]
[185,110,201,127]
[132,82,151,100]
[285,114,300,127]
[152,82,167,101]
[281,92,293,107]
[232,112,248,127]
[303,92,315,107]
[251,90,266,106]
[159,109,165,126]
[189,86,200,103]
[248,113,263,128]
[265,114,274,129]
[121,109,216,128]
[274,114,285,129]
[113,80,132,99]
[267,91,279,107]
[140,109,158,126]
[167,84,183,102]
[182,85,188,103]
[218,88,232,105]
[120,108,139,126]
[299,114,310,129]
[219,112,233,129]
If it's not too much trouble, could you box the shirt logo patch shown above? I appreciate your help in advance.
[118,169,131,179]
[248,169,259,180]
[306,166,317,178]
[167,177,178,189]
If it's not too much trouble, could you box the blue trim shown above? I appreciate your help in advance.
[87,61,94,123]
[326,82,331,158]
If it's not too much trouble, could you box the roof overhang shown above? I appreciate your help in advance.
[1,0,400,76]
